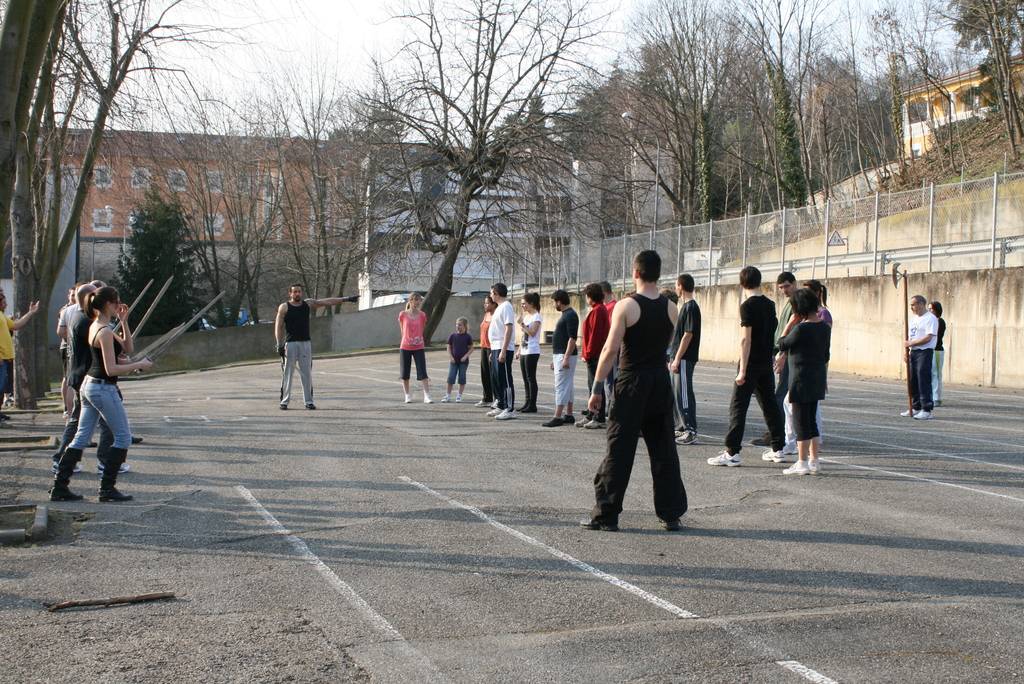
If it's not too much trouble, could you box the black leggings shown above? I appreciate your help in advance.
[791,400,820,441]
[519,353,539,409]
[480,350,493,402]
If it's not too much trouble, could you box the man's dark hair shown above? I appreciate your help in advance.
[911,294,926,305]
[633,250,661,283]
[289,283,304,291]
[600,281,613,294]
[523,292,541,309]
[776,271,796,285]
[677,273,695,293]
[551,289,571,306]
[491,282,508,298]
[740,266,762,289]
[791,288,820,317]
[583,283,604,303]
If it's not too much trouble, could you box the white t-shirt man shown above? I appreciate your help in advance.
[522,312,542,355]
[58,304,80,350]
[488,300,517,351]
[909,311,939,350]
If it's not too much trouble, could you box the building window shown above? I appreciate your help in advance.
[92,207,113,232]
[93,165,112,189]
[167,169,187,193]
[907,100,929,124]
[211,213,225,236]
[61,166,79,187]
[206,170,223,194]
[131,167,151,189]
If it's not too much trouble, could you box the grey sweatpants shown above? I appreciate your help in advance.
[281,341,313,406]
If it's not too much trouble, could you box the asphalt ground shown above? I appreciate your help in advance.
[1,349,1022,683]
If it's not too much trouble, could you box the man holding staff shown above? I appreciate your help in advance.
[275,284,355,410]
[902,295,938,420]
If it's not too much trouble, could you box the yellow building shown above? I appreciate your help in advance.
[902,64,1013,158]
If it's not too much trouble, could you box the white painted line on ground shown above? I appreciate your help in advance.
[398,475,699,619]
[399,476,836,684]
[235,485,445,680]
[776,660,839,684]
[821,459,1024,503]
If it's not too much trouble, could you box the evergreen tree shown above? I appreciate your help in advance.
[116,190,197,337]
[768,64,808,207]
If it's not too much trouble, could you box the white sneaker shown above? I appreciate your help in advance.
[913,411,933,420]
[475,400,488,407]
[584,419,606,429]
[491,401,499,409]
[762,449,789,463]
[707,451,741,467]
[900,409,914,417]
[96,462,131,474]
[783,461,811,475]
[808,459,820,475]
[781,444,798,456]
[404,395,412,404]
[424,395,434,404]
[486,408,502,417]
[455,395,463,403]
[441,395,450,403]
[495,409,517,421]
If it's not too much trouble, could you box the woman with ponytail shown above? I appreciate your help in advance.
[49,286,153,502]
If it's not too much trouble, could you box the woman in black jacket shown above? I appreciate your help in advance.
[777,288,831,475]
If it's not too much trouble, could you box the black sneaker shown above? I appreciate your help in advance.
[49,486,84,502]
[98,488,133,502]
[131,436,143,445]
[675,430,698,445]
[542,418,565,427]
[751,434,771,447]
[660,518,683,531]
[305,403,316,410]
[563,414,576,425]
[279,404,288,410]
[579,518,618,532]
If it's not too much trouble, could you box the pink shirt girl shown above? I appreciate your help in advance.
[399,310,427,350]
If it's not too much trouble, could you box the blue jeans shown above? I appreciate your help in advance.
[69,381,132,450]
[0,361,7,404]
[447,360,469,386]
[53,389,114,462]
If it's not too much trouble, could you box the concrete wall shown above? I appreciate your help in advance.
[696,267,1024,389]
[138,295,486,373]
[530,268,1024,388]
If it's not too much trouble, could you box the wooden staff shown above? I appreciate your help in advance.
[48,592,175,612]
[112,278,153,334]
[132,292,226,362]
[892,263,914,414]
[130,276,174,341]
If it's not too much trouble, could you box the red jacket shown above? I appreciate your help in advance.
[581,305,611,361]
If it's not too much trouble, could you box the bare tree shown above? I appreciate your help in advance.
[9,0,205,406]
[364,0,601,343]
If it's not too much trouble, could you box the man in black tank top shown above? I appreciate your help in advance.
[581,251,688,532]
[274,284,356,409]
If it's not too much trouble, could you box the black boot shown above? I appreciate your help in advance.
[49,448,84,501]
[98,448,133,502]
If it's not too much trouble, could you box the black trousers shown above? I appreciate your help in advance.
[725,363,785,455]
[480,350,493,403]
[519,353,539,410]
[585,357,605,422]
[672,360,698,433]
[791,400,820,441]
[591,368,687,524]
[490,350,515,411]
[909,349,934,412]
[52,389,113,462]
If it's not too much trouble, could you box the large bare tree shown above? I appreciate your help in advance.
[365,0,601,343]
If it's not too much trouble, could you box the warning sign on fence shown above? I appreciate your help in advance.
[827,230,847,247]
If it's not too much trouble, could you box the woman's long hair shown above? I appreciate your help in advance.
[84,286,119,320]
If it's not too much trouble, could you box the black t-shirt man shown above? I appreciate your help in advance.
[671,299,702,364]
[283,301,312,342]
[66,308,93,391]
[552,308,579,355]
[739,295,777,367]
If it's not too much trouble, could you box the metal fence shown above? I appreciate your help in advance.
[506,171,1024,292]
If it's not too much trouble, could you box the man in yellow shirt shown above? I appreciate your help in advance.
[0,289,41,417]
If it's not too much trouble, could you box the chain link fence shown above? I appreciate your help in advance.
[508,171,1024,292]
